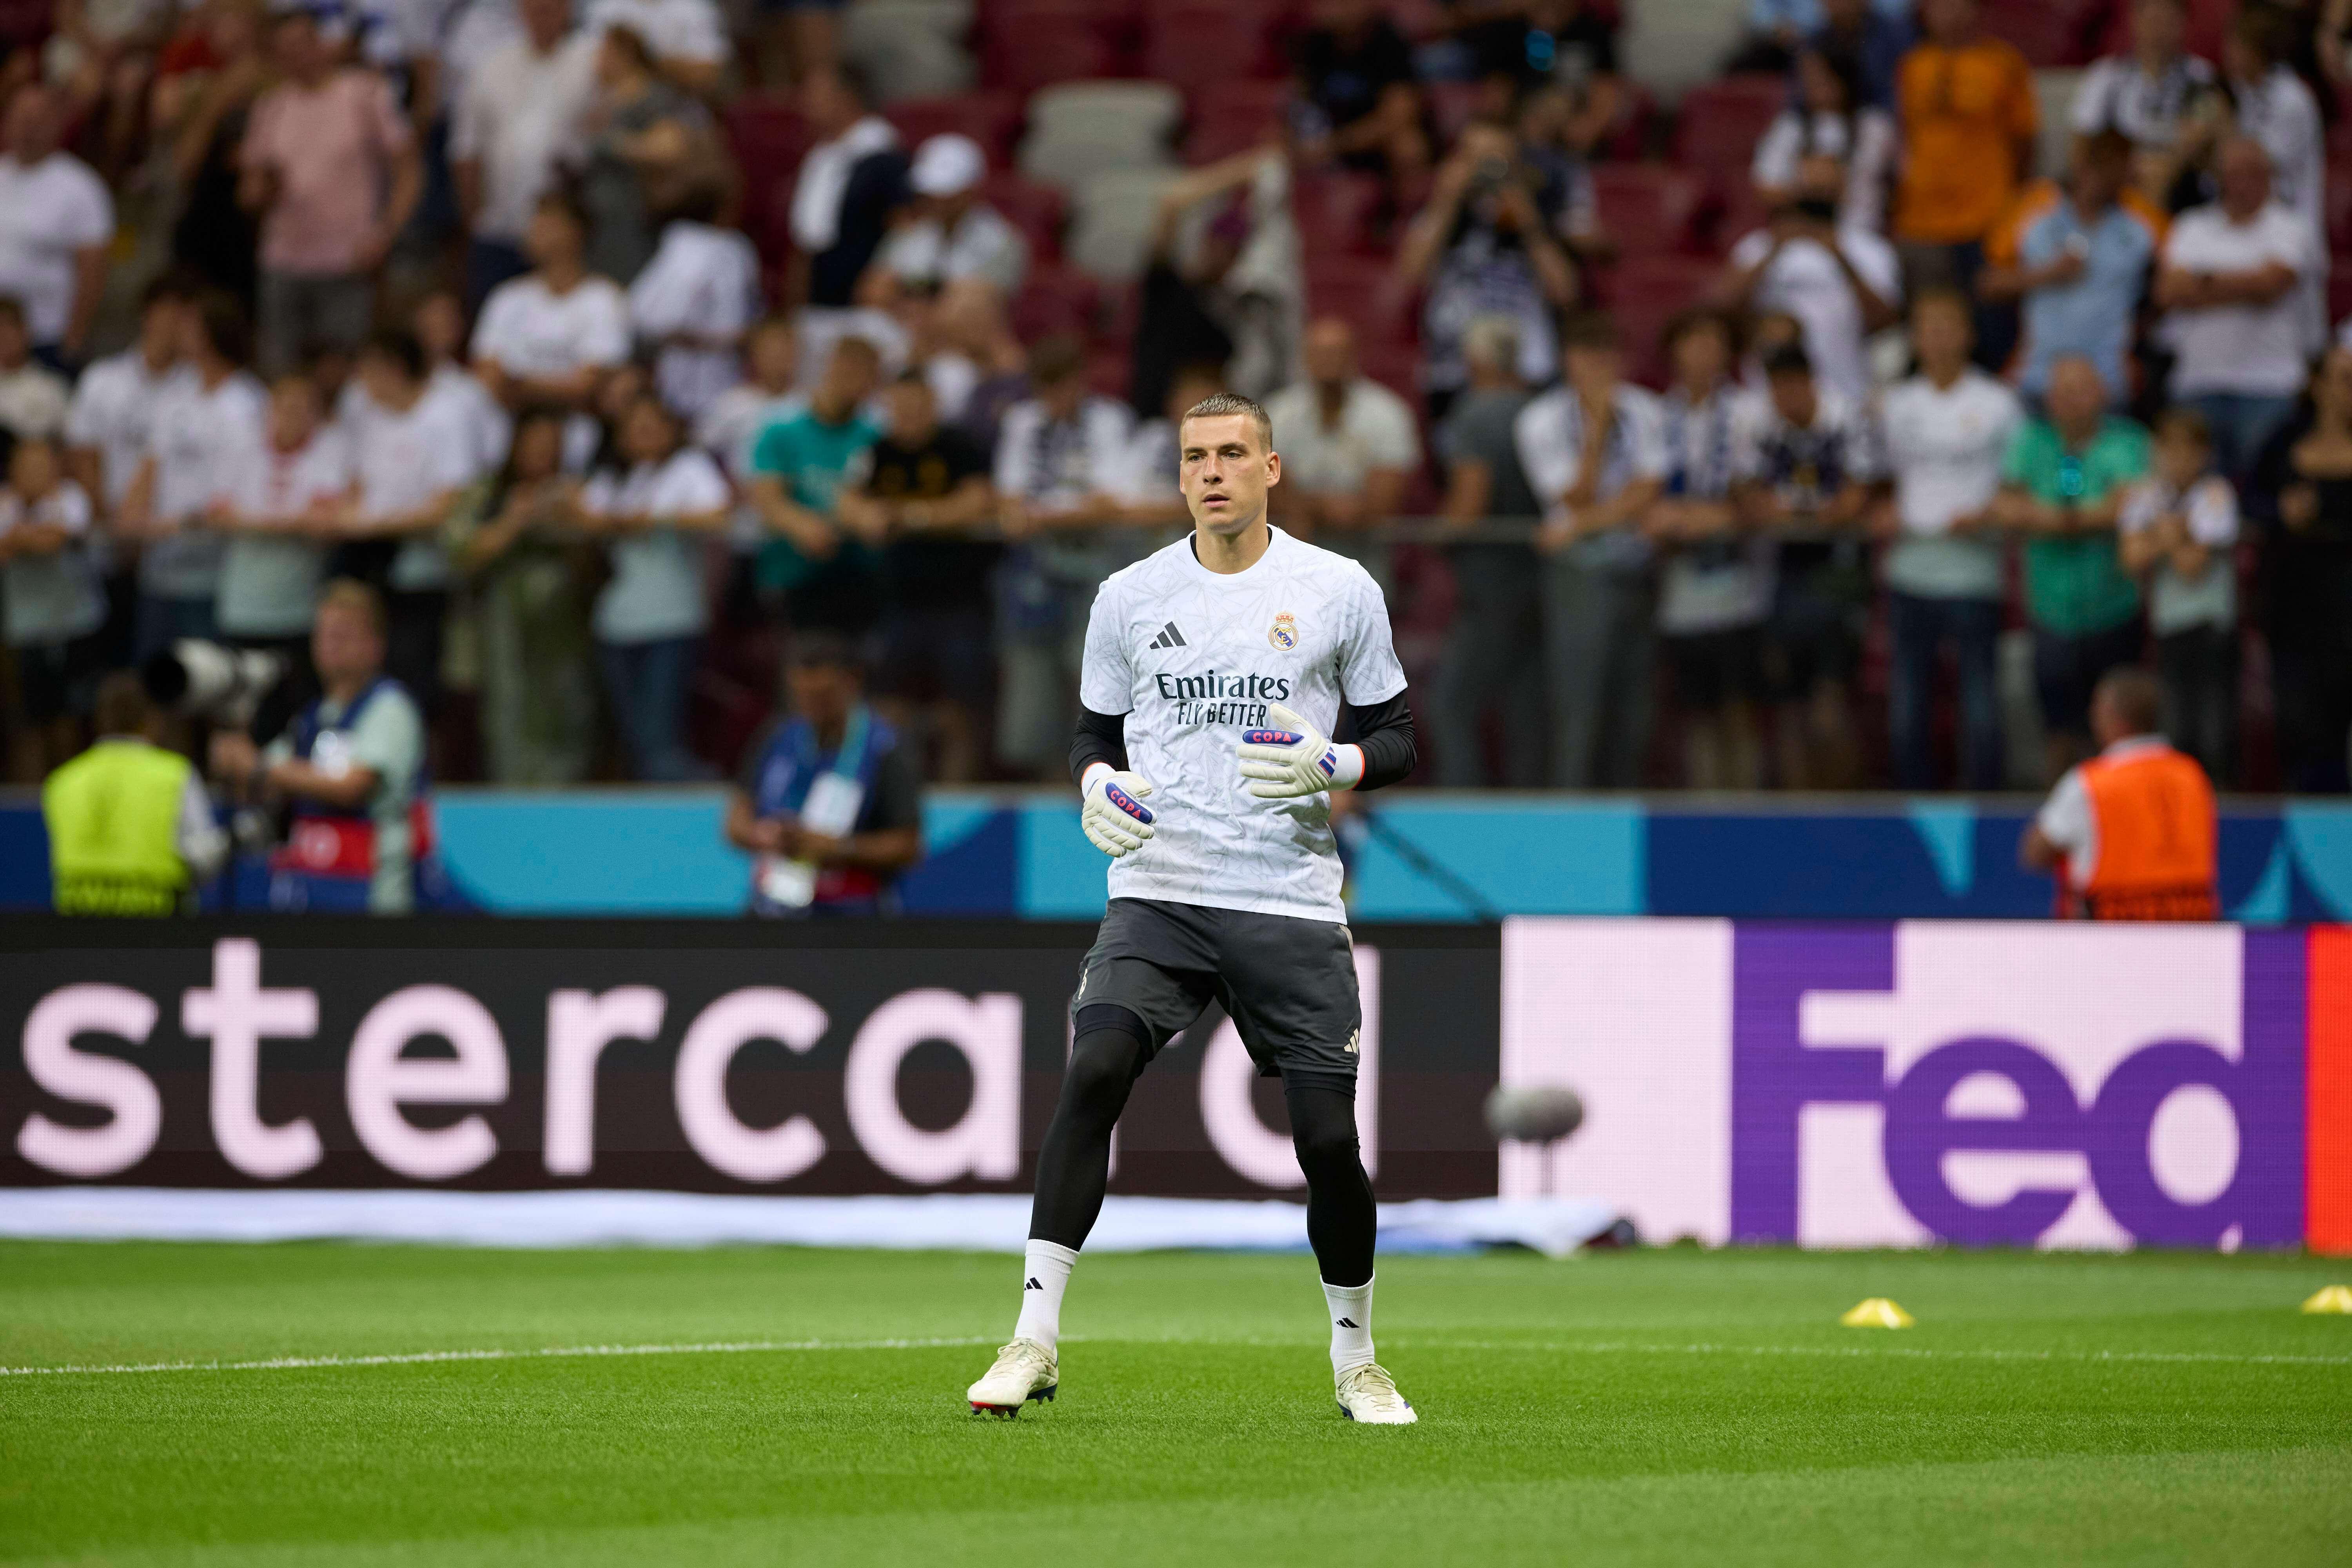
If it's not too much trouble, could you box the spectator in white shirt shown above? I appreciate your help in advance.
[630,183,761,420]
[1263,317,1420,590]
[213,367,350,655]
[450,0,600,306]
[472,191,632,464]
[861,134,1028,307]
[791,63,906,321]
[1875,286,2024,790]
[991,332,1136,778]
[121,292,269,660]
[581,0,726,96]
[2222,5,2325,348]
[0,298,70,441]
[2070,0,2220,210]
[1644,307,1771,790]
[2118,405,2239,784]
[1752,45,1898,234]
[1514,311,1668,789]
[2155,137,2316,480]
[0,85,113,366]
[349,327,485,714]
[409,288,510,472]
[579,392,730,780]
[0,435,107,775]
[697,313,803,486]
[1717,151,1901,407]
[65,275,192,521]
[1733,340,1881,789]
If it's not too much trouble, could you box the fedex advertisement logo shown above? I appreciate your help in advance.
[1503,921,2344,1250]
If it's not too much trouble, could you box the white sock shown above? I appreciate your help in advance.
[1013,1240,1077,1352]
[1323,1276,1375,1376]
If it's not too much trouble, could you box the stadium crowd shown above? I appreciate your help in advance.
[2,0,2351,804]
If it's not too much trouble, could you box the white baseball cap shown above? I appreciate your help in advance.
[909,134,987,198]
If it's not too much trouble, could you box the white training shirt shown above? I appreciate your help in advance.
[0,150,114,346]
[1079,525,1406,924]
[66,350,193,509]
[2161,201,2316,398]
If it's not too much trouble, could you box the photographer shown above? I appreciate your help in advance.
[727,633,924,918]
[1715,151,1901,408]
[1399,120,1580,420]
[44,671,228,915]
[209,579,426,913]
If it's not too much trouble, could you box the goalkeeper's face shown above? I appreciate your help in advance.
[1179,412,1281,538]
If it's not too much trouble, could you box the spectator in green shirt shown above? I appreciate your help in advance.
[1994,354,2150,780]
[747,334,884,637]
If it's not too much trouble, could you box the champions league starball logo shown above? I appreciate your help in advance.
[1269,612,1298,651]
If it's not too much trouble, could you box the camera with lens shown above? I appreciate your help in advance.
[142,640,287,731]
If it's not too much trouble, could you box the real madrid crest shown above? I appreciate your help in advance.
[1269,612,1298,650]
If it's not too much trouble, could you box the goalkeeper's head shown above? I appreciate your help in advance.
[1178,392,1279,540]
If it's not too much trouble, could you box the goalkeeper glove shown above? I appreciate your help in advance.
[1079,766,1157,857]
[1236,702,1365,799]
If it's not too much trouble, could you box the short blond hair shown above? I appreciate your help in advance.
[1180,392,1272,450]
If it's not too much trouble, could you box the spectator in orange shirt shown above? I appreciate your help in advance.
[1892,0,2038,349]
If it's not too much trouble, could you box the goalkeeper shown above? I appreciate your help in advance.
[965,393,1419,1425]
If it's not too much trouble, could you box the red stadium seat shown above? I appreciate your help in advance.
[1599,255,1722,388]
[1146,2,1285,101]
[1183,79,1293,164]
[983,173,1069,262]
[1292,170,1385,257]
[0,0,49,47]
[884,93,1025,164]
[1424,80,1487,145]
[1088,345,1131,398]
[1589,165,1703,256]
[725,100,815,245]
[1671,74,1788,190]
[2090,0,2227,61]
[1011,262,1103,341]
[1708,182,1777,257]
[983,5,1127,94]
[1305,256,1419,347]
[1601,81,1660,163]
[1982,0,2098,67]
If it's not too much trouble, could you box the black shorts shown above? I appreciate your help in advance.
[1664,625,1764,711]
[872,605,994,710]
[2034,619,2145,740]
[1073,897,1362,1092]
[12,634,102,722]
[1766,564,1867,700]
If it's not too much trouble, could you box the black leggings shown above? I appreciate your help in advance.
[1031,1004,1376,1288]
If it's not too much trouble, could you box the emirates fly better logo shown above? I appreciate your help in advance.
[1151,668,1292,728]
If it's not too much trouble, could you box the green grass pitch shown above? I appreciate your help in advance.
[4,1241,2349,1565]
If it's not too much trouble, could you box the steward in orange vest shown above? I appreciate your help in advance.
[2022,668,2218,920]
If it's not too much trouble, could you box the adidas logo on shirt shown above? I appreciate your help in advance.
[1148,622,1188,650]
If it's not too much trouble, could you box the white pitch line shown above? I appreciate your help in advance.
[0,1336,998,1379]
[5,1334,2347,1381]
[1393,1339,2352,1369]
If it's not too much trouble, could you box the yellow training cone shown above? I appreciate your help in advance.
[1840,1298,1915,1328]
[2301,1285,2352,1314]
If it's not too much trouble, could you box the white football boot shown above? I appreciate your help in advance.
[1334,1361,1417,1425]
[967,1338,1058,1417]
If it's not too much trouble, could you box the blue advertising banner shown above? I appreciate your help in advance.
[4,791,2350,922]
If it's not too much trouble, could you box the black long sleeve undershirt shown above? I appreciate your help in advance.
[1067,694,1417,791]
